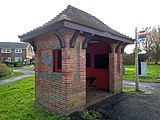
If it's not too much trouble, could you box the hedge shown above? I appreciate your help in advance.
[0,62,13,77]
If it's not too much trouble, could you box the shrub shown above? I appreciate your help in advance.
[123,53,148,65]
[123,53,135,65]
[3,61,9,66]
[9,62,23,67]
[81,110,102,120]
[10,62,18,67]
[0,62,13,77]
[17,62,23,67]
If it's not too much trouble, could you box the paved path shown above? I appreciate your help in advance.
[123,80,160,91]
[0,66,35,86]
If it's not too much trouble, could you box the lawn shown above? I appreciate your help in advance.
[0,72,23,81]
[122,87,145,95]
[0,76,70,120]
[123,65,160,82]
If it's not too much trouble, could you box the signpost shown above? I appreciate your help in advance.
[135,27,139,91]
[135,28,147,91]
[138,30,147,42]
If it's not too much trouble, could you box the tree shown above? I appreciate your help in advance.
[141,26,160,64]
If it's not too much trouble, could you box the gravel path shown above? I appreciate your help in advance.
[70,81,160,120]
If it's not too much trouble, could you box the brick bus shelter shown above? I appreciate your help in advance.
[19,5,134,115]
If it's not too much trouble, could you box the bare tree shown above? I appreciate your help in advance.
[141,26,160,64]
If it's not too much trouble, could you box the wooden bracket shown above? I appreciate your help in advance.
[82,34,93,49]
[52,31,65,48]
[121,43,129,53]
[69,30,81,48]
[29,40,37,52]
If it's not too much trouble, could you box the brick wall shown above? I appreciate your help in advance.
[109,44,123,94]
[34,28,123,115]
[34,28,86,115]
[0,53,11,62]
[1,53,11,57]
[11,49,26,62]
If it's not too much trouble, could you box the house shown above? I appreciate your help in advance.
[0,42,33,64]
[19,5,134,115]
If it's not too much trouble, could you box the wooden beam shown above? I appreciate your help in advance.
[64,20,134,44]
[28,39,37,52]
[19,20,64,42]
[51,31,66,48]
[69,30,80,48]
[121,43,129,53]
[19,20,135,45]
[109,43,120,53]
[116,42,123,53]
[82,34,92,49]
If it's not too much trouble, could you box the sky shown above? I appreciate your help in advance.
[0,0,159,53]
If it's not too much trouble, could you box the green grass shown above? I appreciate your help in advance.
[123,65,160,82]
[0,72,23,81]
[147,61,160,65]
[0,76,70,120]
[81,110,102,120]
[123,88,145,95]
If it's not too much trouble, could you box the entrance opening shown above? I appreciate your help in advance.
[86,41,111,106]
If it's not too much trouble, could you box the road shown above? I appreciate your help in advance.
[123,80,160,92]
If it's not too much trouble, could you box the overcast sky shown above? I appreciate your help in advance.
[0,0,159,53]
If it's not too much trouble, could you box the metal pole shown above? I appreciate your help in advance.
[135,27,139,91]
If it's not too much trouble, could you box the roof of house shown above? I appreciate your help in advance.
[19,5,134,43]
[0,42,30,49]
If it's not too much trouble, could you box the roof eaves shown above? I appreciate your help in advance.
[19,20,65,42]
[19,5,134,44]
[64,20,134,43]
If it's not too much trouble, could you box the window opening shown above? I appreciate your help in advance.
[94,54,109,69]
[53,50,62,72]
[86,53,91,67]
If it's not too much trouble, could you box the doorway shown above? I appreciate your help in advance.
[86,41,110,106]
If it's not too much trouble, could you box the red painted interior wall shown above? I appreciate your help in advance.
[53,50,62,72]
[86,41,109,90]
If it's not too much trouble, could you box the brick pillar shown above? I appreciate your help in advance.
[33,29,86,115]
[34,49,41,103]
[117,45,123,92]
[61,29,86,115]
[109,43,122,94]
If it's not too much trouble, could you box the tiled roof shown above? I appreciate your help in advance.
[20,5,133,42]
[0,42,29,49]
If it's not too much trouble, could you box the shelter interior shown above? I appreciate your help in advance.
[52,39,111,106]
[86,40,111,106]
